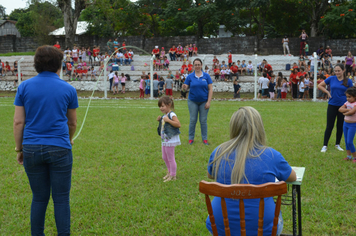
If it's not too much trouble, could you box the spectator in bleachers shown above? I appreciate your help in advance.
[323,55,332,71]
[220,60,227,69]
[304,42,309,56]
[177,43,183,51]
[230,62,239,81]
[113,38,120,52]
[241,60,247,75]
[53,41,61,50]
[299,55,306,68]
[107,39,114,55]
[161,47,165,58]
[5,61,13,76]
[213,66,220,81]
[263,59,273,77]
[169,45,177,61]
[345,51,355,75]
[204,65,210,74]
[152,46,160,59]
[115,51,124,66]
[188,44,193,57]
[317,45,324,59]
[247,61,253,75]
[124,51,132,66]
[236,60,242,74]
[228,51,232,67]
[193,44,198,56]
[177,47,184,61]
[325,46,332,60]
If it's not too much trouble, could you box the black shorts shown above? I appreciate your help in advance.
[262,89,268,96]
[121,83,125,86]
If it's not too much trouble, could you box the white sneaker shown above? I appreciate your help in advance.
[335,145,344,151]
[321,146,327,152]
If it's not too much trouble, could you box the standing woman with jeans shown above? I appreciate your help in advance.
[13,45,78,235]
[182,58,213,145]
[318,63,353,153]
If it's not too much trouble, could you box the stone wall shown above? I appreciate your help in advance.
[2,34,356,56]
[0,80,255,93]
[0,35,40,54]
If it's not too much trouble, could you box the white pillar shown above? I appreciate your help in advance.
[17,57,24,86]
[60,59,64,80]
[150,55,154,99]
[254,54,257,100]
[104,57,110,99]
[313,52,317,101]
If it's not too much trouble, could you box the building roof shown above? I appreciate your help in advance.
[0,20,17,27]
[49,21,89,36]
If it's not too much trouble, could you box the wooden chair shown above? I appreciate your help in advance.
[199,181,287,236]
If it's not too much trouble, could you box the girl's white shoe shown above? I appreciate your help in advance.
[321,146,327,153]
[335,145,344,151]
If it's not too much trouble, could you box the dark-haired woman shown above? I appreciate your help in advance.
[182,58,213,145]
[14,45,78,235]
[318,63,353,153]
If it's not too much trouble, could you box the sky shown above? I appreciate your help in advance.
[3,0,27,15]
[3,0,138,15]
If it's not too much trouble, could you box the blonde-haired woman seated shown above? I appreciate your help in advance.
[206,106,296,236]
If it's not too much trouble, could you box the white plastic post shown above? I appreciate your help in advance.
[104,57,110,99]
[313,52,317,101]
[60,59,64,80]
[254,54,257,100]
[203,55,206,68]
[17,57,24,86]
[150,55,154,99]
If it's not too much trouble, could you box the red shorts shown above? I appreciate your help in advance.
[73,57,78,62]
[166,89,173,96]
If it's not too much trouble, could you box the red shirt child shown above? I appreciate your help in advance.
[122,41,126,50]
[230,65,238,74]
[228,54,232,64]
[214,68,220,75]
[188,63,193,72]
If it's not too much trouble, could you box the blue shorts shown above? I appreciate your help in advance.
[145,88,150,94]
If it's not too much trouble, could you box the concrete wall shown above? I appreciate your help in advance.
[0,80,256,93]
[0,35,41,53]
[2,34,356,56]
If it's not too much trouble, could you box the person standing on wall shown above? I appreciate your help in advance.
[299,29,308,55]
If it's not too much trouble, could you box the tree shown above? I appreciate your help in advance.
[57,0,86,48]
[10,1,63,43]
[320,1,356,38]
[0,5,6,20]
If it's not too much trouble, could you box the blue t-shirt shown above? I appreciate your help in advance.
[184,72,213,102]
[206,147,292,236]
[145,79,150,90]
[324,76,353,106]
[14,72,79,149]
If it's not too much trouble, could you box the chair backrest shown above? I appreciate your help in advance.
[199,180,287,236]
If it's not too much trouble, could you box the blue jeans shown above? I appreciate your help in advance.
[169,52,176,61]
[115,58,123,65]
[343,122,356,153]
[23,145,72,236]
[125,58,132,65]
[188,99,209,140]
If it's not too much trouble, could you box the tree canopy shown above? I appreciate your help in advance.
[6,0,356,40]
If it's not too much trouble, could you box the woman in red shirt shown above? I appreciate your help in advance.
[289,69,299,98]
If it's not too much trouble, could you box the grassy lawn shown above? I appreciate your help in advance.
[1,97,355,235]
[0,52,36,57]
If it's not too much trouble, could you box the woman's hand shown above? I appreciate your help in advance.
[17,152,23,165]
[326,91,332,99]
[205,102,211,109]
[157,116,161,121]
[70,139,74,146]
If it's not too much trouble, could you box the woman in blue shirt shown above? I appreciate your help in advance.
[318,63,353,152]
[14,45,78,235]
[206,106,296,235]
[182,58,213,145]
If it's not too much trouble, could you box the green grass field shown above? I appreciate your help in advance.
[1,96,356,235]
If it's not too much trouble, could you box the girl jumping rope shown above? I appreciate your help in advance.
[339,87,356,162]
[156,97,181,182]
